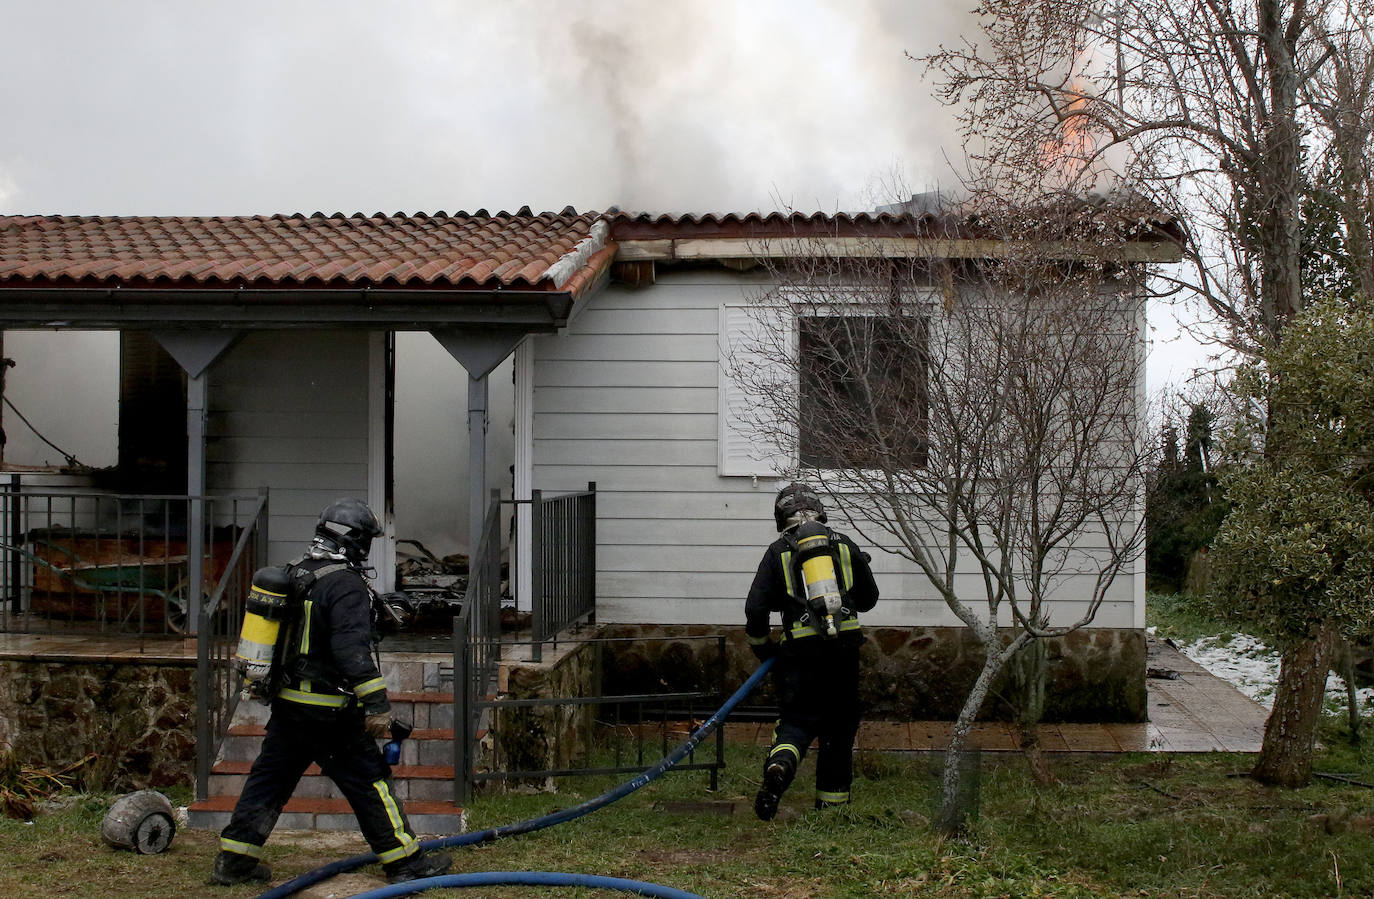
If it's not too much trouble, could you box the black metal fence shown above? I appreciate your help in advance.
[454,635,730,803]
[529,482,596,662]
[0,480,265,642]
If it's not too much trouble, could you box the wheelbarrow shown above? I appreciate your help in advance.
[0,538,191,633]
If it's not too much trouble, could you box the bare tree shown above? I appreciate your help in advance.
[1303,17,1374,300]
[924,0,1374,788]
[726,206,1154,830]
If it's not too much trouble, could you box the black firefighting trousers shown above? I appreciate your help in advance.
[219,699,420,866]
[765,638,862,805]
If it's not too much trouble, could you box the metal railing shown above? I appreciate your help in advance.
[529,482,596,662]
[453,489,504,805]
[0,480,264,642]
[194,490,269,801]
[457,635,730,801]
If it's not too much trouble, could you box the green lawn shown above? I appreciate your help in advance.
[5,596,1370,897]
[4,730,1373,898]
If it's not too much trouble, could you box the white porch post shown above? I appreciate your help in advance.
[429,328,527,558]
[513,339,533,613]
[153,331,237,636]
[368,332,395,593]
[467,372,488,562]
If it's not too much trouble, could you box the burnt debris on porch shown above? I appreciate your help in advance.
[385,484,596,653]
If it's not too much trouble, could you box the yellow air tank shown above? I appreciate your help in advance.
[795,520,843,636]
[235,566,294,689]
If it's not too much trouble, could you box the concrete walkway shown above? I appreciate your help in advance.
[723,640,1270,754]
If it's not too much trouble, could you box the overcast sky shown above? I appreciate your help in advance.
[0,0,1211,504]
[0,0,973,216]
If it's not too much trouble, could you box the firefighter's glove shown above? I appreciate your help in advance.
[365,713,392,740]
[750,640,778,662]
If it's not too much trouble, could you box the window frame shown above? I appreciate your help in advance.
[718,285,937,479]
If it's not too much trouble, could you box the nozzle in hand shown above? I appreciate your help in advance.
[383,718,414,765]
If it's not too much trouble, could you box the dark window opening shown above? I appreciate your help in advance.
[799,314,928,469]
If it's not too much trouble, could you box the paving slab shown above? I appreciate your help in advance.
[720,639,1269,754]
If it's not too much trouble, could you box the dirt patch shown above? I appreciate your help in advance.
[296,872,386,899]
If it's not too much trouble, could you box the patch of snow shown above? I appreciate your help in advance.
[1180,634,1374,714]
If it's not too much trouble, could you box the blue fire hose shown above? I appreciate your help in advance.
[256,657,774,899]
[348,871,706,898]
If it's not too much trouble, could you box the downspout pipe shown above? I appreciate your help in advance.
[256,658,775,899]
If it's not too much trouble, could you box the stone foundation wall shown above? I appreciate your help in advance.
[487,641,599,791]
[0,658,196,791]
[595,624,1147,723]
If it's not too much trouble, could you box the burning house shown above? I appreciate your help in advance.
[0,202,1180,799]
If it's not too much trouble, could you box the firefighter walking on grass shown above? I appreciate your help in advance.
[746,483,879,821]
[210,498,451,886]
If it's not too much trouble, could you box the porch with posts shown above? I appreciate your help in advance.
[189,483,600,829]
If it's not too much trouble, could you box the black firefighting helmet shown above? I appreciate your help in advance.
[315,498,383,566]
[773,483,827,531]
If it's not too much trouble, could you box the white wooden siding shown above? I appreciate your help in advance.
[207,330,372,565]
[531,270,1143,630]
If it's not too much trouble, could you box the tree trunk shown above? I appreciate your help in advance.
[937,652,1000,835]
[1336,638,1362,744]
[1251,620,1338,787]
[1010,637,1057,786]
[1257,0,1305,335]
[938,634,1028,833]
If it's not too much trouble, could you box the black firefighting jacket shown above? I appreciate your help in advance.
[277,557,390,716]
[745,526,879,651]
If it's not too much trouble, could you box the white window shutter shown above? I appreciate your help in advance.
[718,302,795,476]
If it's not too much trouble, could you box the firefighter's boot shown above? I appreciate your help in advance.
[209,850,272,886]
[753,750,796,821]
[384,850,453,883]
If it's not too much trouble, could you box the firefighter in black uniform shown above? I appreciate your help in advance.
[210,499,452,886]
[746,483,879,821]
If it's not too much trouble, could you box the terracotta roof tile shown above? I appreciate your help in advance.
[603,203,1184,243]
[0,211,603,292]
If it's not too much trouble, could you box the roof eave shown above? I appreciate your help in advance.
[613,235,1183,265]
[0,286,578,330]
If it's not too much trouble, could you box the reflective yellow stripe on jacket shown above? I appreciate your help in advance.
[278,687,349,708]
[788,618,862,640]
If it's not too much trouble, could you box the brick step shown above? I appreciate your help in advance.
[194,653,465,833]
[219,725,455,768]
[225,724,454,740]
[187,794,466,835]
[208,760,459,802]
[231,692,455,730]
[212,760,457,778]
